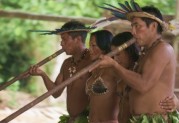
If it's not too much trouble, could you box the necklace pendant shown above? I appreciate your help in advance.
[68,66,76,77]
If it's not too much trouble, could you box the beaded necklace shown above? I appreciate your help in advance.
[133,38,162,71]
[68,49,88,77]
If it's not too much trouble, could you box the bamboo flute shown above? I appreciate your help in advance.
[0,39,135,123]
[0,49,64,91]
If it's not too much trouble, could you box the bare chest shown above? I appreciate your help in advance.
[134,54,148,73]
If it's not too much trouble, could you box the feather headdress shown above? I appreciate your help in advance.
[167,20,179,35]
[29,26,94,35]
[97,0,169,31]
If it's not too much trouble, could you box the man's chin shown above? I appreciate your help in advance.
[65,51,70,55]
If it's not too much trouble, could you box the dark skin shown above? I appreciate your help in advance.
[87,35,119,123]
[29,32,92,122]
[94,17,176,116]
[160,95,179,112]
[87,35,137,123]
[112,46,132,123]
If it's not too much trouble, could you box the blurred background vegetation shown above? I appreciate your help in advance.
[0,0,177,95]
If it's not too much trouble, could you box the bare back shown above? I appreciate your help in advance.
[129,40,176,114]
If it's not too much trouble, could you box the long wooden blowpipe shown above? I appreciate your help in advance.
[0,38,135,123]
[0,49,64,91]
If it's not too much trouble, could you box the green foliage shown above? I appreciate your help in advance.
[0,17,56,93]
[6,80,20,91]
[58,115,70,123]
[136,0,176,15]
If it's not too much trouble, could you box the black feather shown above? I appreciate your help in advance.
[108,16,119,21]
[104,3,126,13]
[28,30,53,32]
[118,2,130,12]
[134,2,142,11]
[28,30,58,35]
[111,12,126,19]
[98,5,125,15]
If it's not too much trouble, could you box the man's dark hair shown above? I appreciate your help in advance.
[61,20,88,43]
[91,30,113,54]
[111,32,139,62]
[141,6,163,34]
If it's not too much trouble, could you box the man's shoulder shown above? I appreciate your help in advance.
[147,41,175,64]
[62,57,72,66]
[151,40,173,54]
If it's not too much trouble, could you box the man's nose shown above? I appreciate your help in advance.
[131,27,136,36]
[60,40,64,47]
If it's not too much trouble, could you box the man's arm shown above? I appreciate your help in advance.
[41,71,64,98]
[116,43,172,93]
[99,43,173,93]
[29,63,66,98]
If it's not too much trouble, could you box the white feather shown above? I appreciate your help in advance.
[167,19,179,35]
[90,17,116,29]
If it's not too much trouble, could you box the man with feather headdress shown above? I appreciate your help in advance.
[29,20,92,123]
[96,0,179,122]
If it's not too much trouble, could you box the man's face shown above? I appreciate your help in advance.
[60,33,76,55]
[131,17,151,46]
[89,35,103,61]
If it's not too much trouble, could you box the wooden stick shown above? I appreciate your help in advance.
[0,39,135,123]
[0,49,64,91]
[0,10,96,24]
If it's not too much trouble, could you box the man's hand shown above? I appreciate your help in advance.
[28,65,44,76]
[89,55,117,72]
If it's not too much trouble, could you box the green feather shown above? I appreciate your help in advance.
[125,1,133,11]
[118,2,130,12]
[130,0,136,11]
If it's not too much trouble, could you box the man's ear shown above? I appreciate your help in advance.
[75,35,82,42]
[150,22,158,31]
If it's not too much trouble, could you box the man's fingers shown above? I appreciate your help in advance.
[160,101,173,106]
[29,65,39,75]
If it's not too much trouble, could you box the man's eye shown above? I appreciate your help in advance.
[136,24,140,28]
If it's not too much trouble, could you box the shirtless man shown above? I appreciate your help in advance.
[96,1,177,122]
[29,21,91,123]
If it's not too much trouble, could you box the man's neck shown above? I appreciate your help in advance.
[72,46,86,62]
[145,34,161,49]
